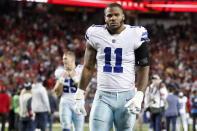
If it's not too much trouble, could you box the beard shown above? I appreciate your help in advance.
[106,19,124,33]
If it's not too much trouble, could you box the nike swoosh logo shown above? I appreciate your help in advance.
[126,98,130,102]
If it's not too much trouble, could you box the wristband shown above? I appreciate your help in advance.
[72,76,79,83]
[74,88,85,100]
[134,91,144,102]
[125,91,144,108]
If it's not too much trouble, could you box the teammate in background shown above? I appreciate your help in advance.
[74,3,150,131]
[176,92,188,131]
[191,90,197,131]
[53,51,85,131]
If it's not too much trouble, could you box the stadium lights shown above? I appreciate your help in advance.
[18,0,48,2]
[143,1,197,12]
[15,0,197,12]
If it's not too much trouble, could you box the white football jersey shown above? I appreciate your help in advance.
[85,24,149,92]
[179,96,187,114]
[54,65,83,104]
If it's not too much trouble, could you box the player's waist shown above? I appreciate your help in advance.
[97,83,135,93]
[97,88,135,93]
[97,69,135,78]
[60,94,75,104]
[60,98,74,104]
[96,88,136,99]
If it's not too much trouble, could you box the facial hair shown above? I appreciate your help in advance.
[107,18,124,34]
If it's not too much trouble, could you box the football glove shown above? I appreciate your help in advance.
[125,91,144,114]
[74,88,87,116]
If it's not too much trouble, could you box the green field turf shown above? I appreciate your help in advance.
[52,123,149,131]
[2,123,148,131]
[3,123,193,131]
[48,123,193,131]
[51,123,193,131]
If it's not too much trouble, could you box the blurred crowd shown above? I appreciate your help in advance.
[0,12,196,94]
[140,74,197,131]
[0,6,197,131]
[0,11,88,90]
[147,24,197,94]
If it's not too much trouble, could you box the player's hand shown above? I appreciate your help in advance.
[30,113,35,121]
[74,88,87,116]
[74,99,87,116]
[68,70,76,78]
[68,70,78,83]
[58,71,69,84]
[125,91,144,114]
[61,70,69,79]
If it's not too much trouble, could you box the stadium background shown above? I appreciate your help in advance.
[0,0,197,130]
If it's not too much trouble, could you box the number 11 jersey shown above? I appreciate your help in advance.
[85,24,149,92]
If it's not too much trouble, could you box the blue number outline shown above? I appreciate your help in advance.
[103,47,112,72]
[103,47,123,73]
[63,79,77,93]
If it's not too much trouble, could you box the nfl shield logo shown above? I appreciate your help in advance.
[112,39,116,43]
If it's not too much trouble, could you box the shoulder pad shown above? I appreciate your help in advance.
[54,67,65,79]
[136,26,150,42]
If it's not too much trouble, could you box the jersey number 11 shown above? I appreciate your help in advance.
[103,47,123,73]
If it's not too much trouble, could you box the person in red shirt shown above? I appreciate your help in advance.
[0,85,11,131]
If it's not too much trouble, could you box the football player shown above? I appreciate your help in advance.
[54,51,85,131]
[74,3,150,131]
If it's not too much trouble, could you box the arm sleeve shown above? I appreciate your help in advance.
[134,42,150,66]
[134,26,150,50]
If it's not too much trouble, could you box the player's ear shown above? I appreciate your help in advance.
[123,14,125,21]
[104,15,107,23]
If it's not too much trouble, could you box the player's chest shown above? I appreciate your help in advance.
[63,78,73,86]
[63,78,77,93]
[96,34,135,59]
[95,31,136,52]
[103,36,131,48]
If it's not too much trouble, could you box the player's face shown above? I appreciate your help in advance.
[62,54,74,69]
[152,79,160,86]
[104,7,125,32]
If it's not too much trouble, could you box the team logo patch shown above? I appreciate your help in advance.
[112,39,116,43]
